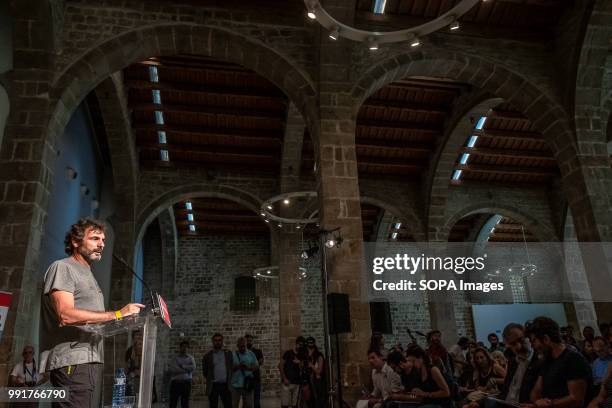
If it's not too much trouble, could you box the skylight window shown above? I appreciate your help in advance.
[154,111,165,125]
[467,135,479,148]
[452,169,462,180]
[391,232,398,240]
[158,131,167,144]
[394,222,402,230]
[149,66,159,83]
[152,89,161,105]
[189,224,196,232]
[475,116,487,130]
[373,0,387,14]
[185,202,193,210]
[160,149,169,161]
[459,153,470,165]
[187,214,194,222]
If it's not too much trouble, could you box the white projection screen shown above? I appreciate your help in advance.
[471,304,568,344]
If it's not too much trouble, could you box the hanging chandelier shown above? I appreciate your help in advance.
[303,0,483,49]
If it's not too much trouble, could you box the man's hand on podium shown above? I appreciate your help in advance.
[118,303,146,319]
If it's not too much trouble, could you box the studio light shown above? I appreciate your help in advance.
[410,38,421,47]
[283,199,290,205]
[301,244,319,259]
[307,9,316,19]
[325,238,336,248]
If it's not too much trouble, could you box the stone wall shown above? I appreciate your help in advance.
[150,233,280,399]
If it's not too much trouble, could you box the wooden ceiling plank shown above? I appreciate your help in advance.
[455,163,557,177]
[130,102,285,121]
[360,98,448,114]
[461,147,555,161]
[357,119,442,134]
[125,79,286,100]
[139,142,278,158]
[133,123,284,137]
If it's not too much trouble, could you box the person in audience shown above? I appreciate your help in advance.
[582,340,598,364]
[599,324,610,343]
[491,351,508,371]
[593,337,612,387]
[169,340,196,408]
[469,347,506,392]
[498,323,542,405]
[306,337,326,408]
[562,326,578,348]
[580,327,596,350]
[231,336,259,408]
[525,316,592,408]
[450,337,471,381]
[202,333,233,408]
[358,349,402,408]
[488,333,505,354]
[427,330,453,374]
[389,346,452,408]
[245,334,264,408]
[587,362,612,408]
[280,336,306,408]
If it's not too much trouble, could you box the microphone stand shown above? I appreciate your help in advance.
[112,253,159,314]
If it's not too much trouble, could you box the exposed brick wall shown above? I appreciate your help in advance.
[152,234,280,399]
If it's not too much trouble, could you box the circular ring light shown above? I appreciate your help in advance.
[304,0,480,45]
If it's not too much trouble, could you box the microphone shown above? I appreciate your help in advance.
[112,253,158,312]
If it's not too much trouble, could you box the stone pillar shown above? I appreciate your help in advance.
[0,0,56,387]
[316,16,371,398]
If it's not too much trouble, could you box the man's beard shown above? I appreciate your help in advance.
[78,246,102,263]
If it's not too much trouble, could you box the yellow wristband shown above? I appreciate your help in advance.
[115,310,122,320]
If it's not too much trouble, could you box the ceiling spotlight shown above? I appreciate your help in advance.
[266,205,273,210]
[368,37,379,51]
[260,212,266,216]
[410,38,421,47]
[450,21,460,31]
[325,238,336,248]
[329,27,340,40]
[266,270,271,274]
[277,223,282,228]
[307,6,317,19]
[296,225,301,229]
[283,199,290,205]
[264,219,270,223]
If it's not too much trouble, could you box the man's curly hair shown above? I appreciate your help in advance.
[64,218,106,255]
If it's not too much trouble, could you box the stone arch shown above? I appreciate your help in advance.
[135,183,267,245]
[47,23,317,161]
[426,95,504,239]
[441,204,558,243]
[360,195,426,241]
[0,83,7,156]
[574,0,612,147]
[350,50,612,242]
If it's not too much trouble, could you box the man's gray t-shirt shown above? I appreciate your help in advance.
[40,257,105,371]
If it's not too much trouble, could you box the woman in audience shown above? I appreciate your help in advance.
[490,350,508,371]
[469,347,506,392]
[587,362,612,408]
[389,345,452,408]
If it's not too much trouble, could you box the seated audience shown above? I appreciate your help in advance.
[388,346,452,408]
[427,330,453,374]
[450,337,471,381]
[593,337,612,387]
[498,323,542,405]
[357,349,402,408]
[468,347,506,393]
[587,362,612,408]
[580,327,596,351]
[526,316,592,408]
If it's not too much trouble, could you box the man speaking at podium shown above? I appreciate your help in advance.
[40,218,145,407]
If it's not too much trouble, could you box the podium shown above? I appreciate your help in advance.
[82,310,164,408]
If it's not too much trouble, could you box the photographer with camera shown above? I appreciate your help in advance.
[280,336,307,408]
[9,345,46,407]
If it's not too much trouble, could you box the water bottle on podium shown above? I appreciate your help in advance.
[112,368,127,407]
